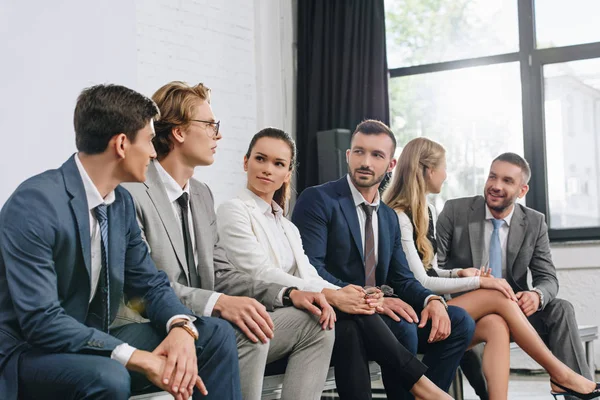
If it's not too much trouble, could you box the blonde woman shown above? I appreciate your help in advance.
[383,137,600,399]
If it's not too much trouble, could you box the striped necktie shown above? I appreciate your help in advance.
[92,204,110,332]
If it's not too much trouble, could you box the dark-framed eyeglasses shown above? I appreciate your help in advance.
[190,119,220,138]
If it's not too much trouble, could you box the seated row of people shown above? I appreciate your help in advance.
[0,81,597,400]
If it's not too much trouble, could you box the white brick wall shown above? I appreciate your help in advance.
[135,0,294,207]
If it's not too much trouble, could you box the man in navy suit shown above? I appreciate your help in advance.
[293,120,475,398]
[0,84,241,400]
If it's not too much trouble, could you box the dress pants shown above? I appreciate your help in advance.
[460,298,592,400]
[235,307,335,400]
[17,317,241,400]
[332,311,428,400]
[381,305,476,400]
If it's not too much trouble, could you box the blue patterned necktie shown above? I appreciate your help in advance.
[93,204,110,332]
[489,219,504,278]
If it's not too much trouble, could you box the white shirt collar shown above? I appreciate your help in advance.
[346,174,380,210]
[485,204,515,226]
[74,154,116,210]
[154,160,190,203]
[245,188,283,218]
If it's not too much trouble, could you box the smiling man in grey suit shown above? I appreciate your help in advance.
[118,81,336,400]
[436,152,592,400]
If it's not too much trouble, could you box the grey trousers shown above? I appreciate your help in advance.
[234,307,335,400]
[461,297,592,400]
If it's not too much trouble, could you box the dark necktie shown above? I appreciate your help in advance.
[90,204,110,332]
[176,193,201,287]
[361,203,377,287]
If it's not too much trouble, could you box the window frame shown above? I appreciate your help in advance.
[387,0,600,242]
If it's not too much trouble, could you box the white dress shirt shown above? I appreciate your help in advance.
[346,175,380,261]
[75,156,192,366]
[246,189,297,275]
[483,205,514,277]
[154,162,222,316]
[74,155,135,365]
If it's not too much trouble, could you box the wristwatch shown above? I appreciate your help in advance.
[427,295,448,310]
[171,320,199,340]
[532,288,544,310]
[282,287,298,307]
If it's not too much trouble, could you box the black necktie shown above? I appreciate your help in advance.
[176,193,201,287]
[89,204,110,332]
[361,203,377,287]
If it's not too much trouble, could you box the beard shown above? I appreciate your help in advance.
[484,189,516,213]
[348,165,386,189]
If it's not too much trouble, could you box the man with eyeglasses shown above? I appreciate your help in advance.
[116,81,335,400]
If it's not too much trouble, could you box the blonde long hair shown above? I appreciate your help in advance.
[383,137,446,269]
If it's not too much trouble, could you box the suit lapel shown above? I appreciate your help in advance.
[468,197,486,268]
[506,205,527,276]
[145,162,190,284]
[238,191,283,268]
[336,179,364,260]
[63,156,92,283]
[189,182,214,289]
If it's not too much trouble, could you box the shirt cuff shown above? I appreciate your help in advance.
[111,343,137,366]
[274,287,286,308]
[423,294,436,308]
[204,292,223,317]
[166,314,197,333]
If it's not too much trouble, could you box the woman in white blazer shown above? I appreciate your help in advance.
[382,137,600,400]
[216,128,453,400]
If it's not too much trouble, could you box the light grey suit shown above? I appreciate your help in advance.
[436,196,592,399]
[116,161,334,400]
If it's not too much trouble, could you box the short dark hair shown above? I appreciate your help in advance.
[74,84,159,154]
[350,119,397,155]
[492,152,531,184]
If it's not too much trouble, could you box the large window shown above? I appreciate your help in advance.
[386,0,600,241]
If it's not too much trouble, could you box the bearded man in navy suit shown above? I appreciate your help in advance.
[293,120,475,398]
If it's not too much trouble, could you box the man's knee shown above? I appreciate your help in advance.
[197,317,238,357]
[385,317,419,354]
[447,305,476,341]
[547,298,576,317]
[94,362,130,398]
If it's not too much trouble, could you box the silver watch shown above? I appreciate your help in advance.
[531,288,544,310]
[428,296,448,310]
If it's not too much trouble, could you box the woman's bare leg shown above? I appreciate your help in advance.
[469,314,510,400]
[449,289,596,394]
[411,375,453,400]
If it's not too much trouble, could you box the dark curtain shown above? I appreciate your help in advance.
[296,0,390,192]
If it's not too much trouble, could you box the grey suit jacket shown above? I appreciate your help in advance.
[436,195,558,310]
[115,161,283,323]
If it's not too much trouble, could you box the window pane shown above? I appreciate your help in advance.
[536,0,600,49]
[544,58,600,229]
[389,63,523,212]
[385,0,518,68]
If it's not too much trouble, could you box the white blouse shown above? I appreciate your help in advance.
[396,205,480,295]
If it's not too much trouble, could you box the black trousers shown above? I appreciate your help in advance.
[332,311,428,400]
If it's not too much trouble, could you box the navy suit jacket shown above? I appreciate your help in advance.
[292,176,433,310]
[0,155,192,400]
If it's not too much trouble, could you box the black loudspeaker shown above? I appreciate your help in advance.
[316,128,351,184]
